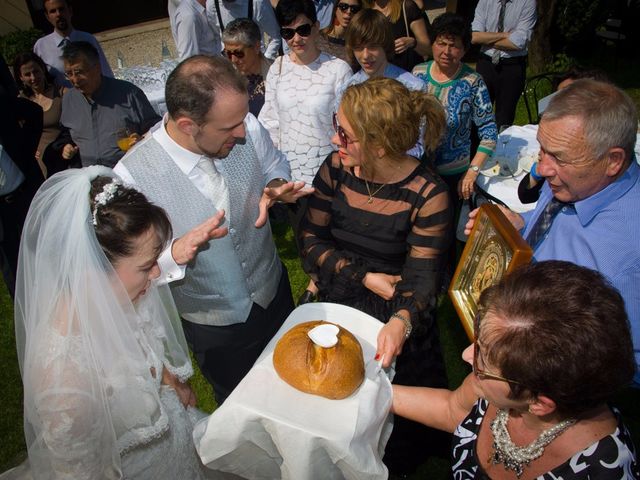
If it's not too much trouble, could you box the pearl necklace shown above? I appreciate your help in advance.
[490,408,576,478]
[363,177,386,204]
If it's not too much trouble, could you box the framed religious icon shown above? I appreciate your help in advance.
[449,204,533,341]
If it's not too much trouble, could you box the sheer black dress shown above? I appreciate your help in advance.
[299,152,453,473]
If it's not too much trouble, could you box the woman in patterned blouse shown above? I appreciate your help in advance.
[393,261,639,479]
[299,77,453,475]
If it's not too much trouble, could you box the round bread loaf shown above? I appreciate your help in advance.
[273,320,365,400]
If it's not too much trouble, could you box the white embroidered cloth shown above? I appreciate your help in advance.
[193,302,394,480]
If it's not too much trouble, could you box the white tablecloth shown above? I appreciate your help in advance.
[476,124,640,213]
[475,124,540,213]
[193,303,394,480]
[114,60,178,116]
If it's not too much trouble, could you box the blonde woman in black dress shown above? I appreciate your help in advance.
[299,77,451,475]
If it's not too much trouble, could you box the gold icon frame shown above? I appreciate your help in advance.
[449,204,533,341]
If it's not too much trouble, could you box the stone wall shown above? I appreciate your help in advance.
[95,18,177,69]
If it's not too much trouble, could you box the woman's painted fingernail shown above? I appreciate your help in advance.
[374,353,380,360]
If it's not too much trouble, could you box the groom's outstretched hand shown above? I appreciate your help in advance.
[172,210,228,265]
[255,180,314,228]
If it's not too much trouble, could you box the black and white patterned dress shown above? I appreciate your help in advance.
[452,399,640,479]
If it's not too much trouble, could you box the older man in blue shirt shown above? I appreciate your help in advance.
[467,79,640,386]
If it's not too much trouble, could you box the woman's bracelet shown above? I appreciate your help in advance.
[390,312,412,339]
[530,162,543,182]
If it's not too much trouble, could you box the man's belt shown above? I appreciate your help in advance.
[480,53,527,65]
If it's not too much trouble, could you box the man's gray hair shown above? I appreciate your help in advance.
[222,18,262,46]
[542,79,637,164]
[61,41,99,66]
[165,55,248,125]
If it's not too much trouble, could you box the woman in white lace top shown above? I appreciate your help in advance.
[14,167,215,479]
[259,0,352,186]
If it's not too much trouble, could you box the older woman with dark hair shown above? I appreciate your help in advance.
[413,13,496,202]
[393,261,639,479]
[222,18,273,116]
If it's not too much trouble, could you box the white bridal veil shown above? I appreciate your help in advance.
[14,167,193,479]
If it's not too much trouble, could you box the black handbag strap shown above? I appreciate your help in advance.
[214,0,253,33]
[472,184,509,210]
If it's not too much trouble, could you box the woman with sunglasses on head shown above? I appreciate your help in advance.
[364,0,431,72]
[393,261,639,479]
[317,0,363,71]
[300,78,452,476]
[222,18,273,117]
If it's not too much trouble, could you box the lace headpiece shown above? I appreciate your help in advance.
[92,179,122,225]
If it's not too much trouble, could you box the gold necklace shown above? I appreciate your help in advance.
[364,177,386,204]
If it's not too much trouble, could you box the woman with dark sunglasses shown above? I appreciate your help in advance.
[299,78,452,476]
[393,261,639,479]
[317,0,363,71]
[259,0,352,305]
[259,0,352,186]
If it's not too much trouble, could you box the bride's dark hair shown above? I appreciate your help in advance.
[89,176,172,263]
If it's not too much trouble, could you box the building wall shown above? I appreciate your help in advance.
[0,0,34,35]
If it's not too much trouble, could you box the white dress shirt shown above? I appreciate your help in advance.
[33,29,114,88]
[471,0,537,59]
[172,0,222,60]
[114,112,290,284]
[206,0,281,60]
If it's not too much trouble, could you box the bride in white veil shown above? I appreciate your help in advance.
[14,166,216,479]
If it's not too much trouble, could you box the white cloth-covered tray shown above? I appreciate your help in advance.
[193,303,394,480]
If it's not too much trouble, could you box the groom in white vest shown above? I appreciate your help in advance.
[114,55,312,403]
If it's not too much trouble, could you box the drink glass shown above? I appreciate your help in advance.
[116,128,136,152]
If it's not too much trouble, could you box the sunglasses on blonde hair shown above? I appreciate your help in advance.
[333,113,357,148]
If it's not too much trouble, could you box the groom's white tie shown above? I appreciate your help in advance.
[196,157,230,222]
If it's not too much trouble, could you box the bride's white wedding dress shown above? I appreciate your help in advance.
[11,167,221,480]
[30,322,214,480]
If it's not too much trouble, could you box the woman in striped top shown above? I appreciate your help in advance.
[299,77,453,475]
